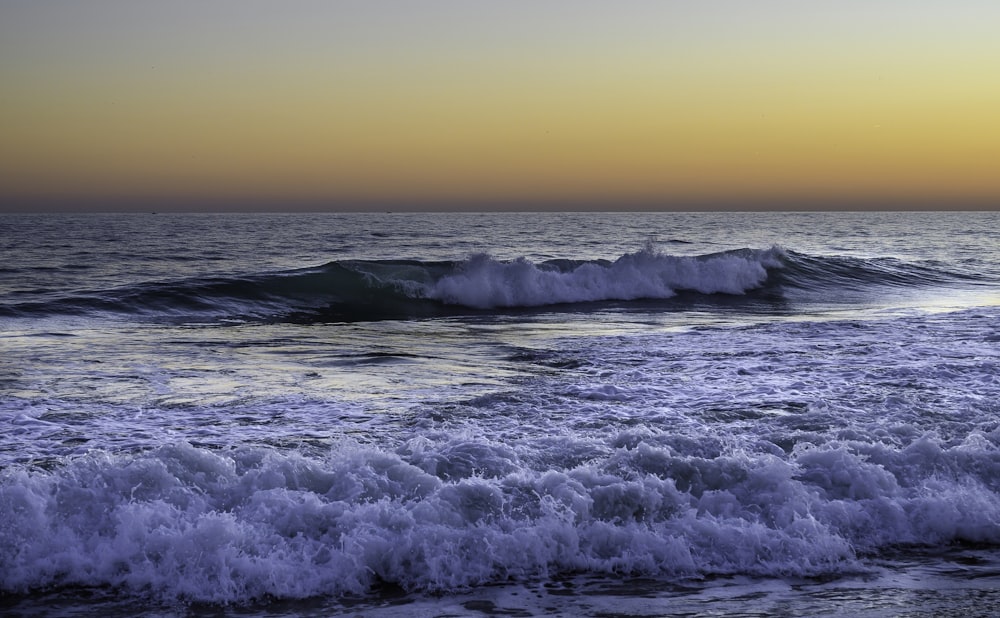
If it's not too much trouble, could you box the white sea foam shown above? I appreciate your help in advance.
[3,429,999,603]
[427,248,782,308]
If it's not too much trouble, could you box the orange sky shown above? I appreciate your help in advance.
[2,1,999,210]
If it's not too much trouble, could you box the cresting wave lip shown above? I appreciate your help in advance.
[0,247,983,323]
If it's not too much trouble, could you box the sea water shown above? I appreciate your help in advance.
[1,211,999,616]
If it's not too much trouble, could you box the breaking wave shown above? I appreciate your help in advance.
[0,246,985,323]
[2,431,998,604]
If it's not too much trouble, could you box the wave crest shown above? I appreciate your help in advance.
[427,247,782,309]
[3,245,983,323]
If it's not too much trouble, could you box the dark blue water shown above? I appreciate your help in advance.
[2,211,999,616]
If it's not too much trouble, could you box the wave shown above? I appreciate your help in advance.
[775,251,983,291]
[1,434,998,604]
[0,247,984,323]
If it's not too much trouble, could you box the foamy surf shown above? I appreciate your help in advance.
[3,423,999,604]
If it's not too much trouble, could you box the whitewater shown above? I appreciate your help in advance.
[1,211,999,616]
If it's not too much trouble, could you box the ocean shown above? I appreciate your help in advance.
[1,211,999,617]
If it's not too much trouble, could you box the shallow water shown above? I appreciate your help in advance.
[6,547,1000,617]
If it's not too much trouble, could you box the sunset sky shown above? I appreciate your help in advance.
[2,1,999,211]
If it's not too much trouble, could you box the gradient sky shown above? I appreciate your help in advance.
[2,1,999,211]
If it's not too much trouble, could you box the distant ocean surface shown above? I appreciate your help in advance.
[2,211,999,617]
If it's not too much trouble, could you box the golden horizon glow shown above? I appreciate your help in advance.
[2,1,1000,209]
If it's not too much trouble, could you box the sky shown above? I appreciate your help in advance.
[2,1,999,212]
